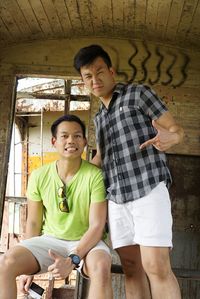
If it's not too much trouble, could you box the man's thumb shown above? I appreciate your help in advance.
[48,249,59,260]
[152,119,162,131]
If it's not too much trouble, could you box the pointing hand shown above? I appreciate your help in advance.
[140,120,178,151]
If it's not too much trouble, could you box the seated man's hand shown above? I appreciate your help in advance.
[48,249,75,279]
[18,274,34,295]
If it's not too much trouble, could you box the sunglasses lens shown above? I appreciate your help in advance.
[58,186,70,212]
[58,187,65,198]
[59,200,69,212]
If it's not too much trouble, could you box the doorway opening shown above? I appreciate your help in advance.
[1,75,93,295]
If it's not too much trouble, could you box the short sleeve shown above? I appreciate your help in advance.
[26,170,42,201]
[138,85,168,120]
[90,169,106,203]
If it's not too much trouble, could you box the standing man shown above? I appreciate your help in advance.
[74,45,184,299]
[0,114,113,299]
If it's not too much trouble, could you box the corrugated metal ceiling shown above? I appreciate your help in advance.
[0,0,199,50]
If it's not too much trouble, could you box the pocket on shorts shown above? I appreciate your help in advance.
[108,201,133,242]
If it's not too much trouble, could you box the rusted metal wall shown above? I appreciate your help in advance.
[169,155,200,298]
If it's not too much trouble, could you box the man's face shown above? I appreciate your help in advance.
[80,57,116,101]
[52,121,86,160]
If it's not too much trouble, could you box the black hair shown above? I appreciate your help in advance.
[51,114,86,138]
[73,44,112,73]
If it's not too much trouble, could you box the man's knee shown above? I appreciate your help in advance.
[86,253,111,280]
[0,252,15,275]
[0,247,38,278]
[117,250,143,276]
[143,257,171,279]
[141,247,172,280]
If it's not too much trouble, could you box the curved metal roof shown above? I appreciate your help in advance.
[0,0,199,50]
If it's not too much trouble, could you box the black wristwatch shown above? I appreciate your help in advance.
[68,253,81,268]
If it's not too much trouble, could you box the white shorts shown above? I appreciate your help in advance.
[108,182,173,249]
[18,235,110,276]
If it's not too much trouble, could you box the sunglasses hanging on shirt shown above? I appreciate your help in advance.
[57,186,70,213]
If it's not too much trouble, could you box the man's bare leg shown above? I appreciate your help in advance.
[84,250,113,299]
[141,246,181,299]
[0,246,39,299]
[117,245,151,299]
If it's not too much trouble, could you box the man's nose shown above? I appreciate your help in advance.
[67,135,74,143]
[92,75,99,84]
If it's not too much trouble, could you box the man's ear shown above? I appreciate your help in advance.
[110,67,116,77]
[51,137,56,146]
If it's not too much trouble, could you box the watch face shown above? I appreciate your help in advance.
[69,254,80,267]
[72,255,80,265]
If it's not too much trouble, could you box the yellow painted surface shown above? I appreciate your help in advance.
[28,151,86,174]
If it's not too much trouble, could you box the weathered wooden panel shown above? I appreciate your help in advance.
[164,0,184,43]
[16,0,44,39]
[168,155,200,231]
[0,201,9,252]
[0,198,27,252]
[52,287,75,299]
[1,0,200,49]
[171,232,200,299]
[0,64,16,234]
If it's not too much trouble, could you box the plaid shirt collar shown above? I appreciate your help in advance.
[99,83,126,112]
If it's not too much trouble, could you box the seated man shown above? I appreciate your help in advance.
[0,114,113,299]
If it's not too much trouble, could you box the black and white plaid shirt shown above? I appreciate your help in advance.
[94,83,172,204]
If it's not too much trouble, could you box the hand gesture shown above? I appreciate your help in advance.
[140,120,178,152]
[48,249,74,279]
[18,275,34,295]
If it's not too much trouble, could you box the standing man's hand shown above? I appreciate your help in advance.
[48,249,75,279]
[18,274,34,295]
[140,120,181,151]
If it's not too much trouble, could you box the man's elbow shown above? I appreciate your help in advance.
[169,124,185,145]
[180,127,185,143]
[91,154,102,168]
[176,126,185,145]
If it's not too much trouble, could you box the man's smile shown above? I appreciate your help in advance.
[65,146,78,153]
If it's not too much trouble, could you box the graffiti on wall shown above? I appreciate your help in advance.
[110,40,190,87]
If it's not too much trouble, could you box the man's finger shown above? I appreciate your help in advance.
[140,137,156,149]
[24,277,32,292]
[48,263,55,272]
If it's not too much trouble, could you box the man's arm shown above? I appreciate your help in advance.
[140,111,184,151]
[71,200,107,258]
[25,199,43,239]
[19,199,43,293]
[48,201,107,279]
[91,144,102,168]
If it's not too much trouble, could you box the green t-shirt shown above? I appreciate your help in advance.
[26,160,106,240]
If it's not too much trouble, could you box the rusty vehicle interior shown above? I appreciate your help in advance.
[0,0,200,298]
